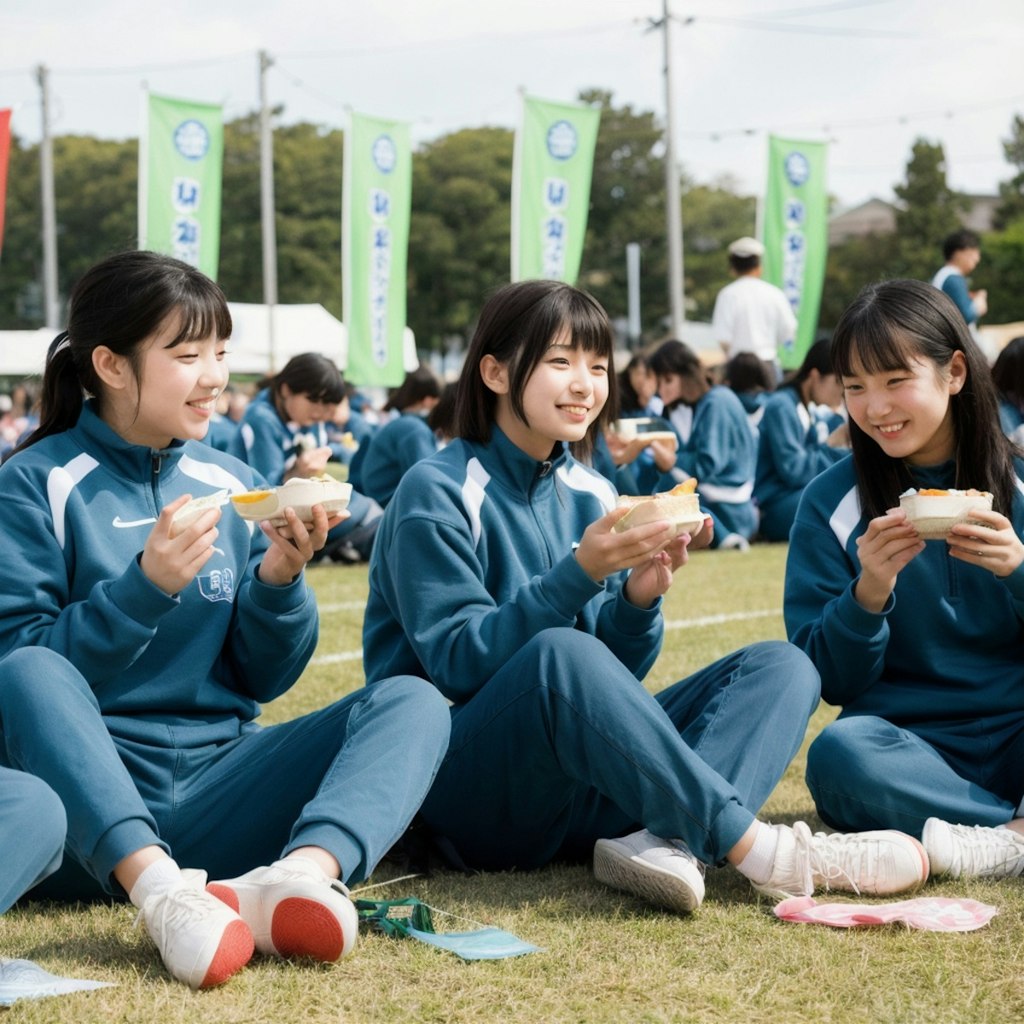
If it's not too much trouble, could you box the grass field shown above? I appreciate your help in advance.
[5,544,1023,1023]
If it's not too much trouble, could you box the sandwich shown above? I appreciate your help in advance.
[169,490,230,537]
[613,479,706,537]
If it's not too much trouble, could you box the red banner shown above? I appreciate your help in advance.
[0,109,10,257]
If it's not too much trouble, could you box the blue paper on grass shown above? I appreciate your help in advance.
[0,959,114,1005]
[406,926,541,960]
[354,897,542,960]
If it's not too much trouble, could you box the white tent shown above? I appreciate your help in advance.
[0,302,419,379]
[225,302,348,376]
[0,328,53,377]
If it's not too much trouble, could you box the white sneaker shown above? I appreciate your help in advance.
[593,829,706,914]
[923,818,1024,879]
[752,822,929,899]
[207,859,358,962]
[138,868,254,989]
[719,533,751,552]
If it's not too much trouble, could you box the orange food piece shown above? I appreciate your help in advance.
[917,489,950,496]
[232,490,273,504]
[668,479,698,495]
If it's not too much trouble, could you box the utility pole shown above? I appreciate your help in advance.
[258,50,279,370]
[659,1,686,338]
[37,64,60,329]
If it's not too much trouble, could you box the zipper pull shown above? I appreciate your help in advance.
[538,460,552,478]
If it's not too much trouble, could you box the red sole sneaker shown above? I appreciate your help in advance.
[199,919,254,988]
[272,897,346,962]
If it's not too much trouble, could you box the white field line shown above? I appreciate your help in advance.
[310,607,780,667]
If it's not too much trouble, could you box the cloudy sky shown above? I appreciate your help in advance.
[3,0,1022,210]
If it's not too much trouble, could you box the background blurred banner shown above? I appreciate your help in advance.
[0,109,10,259]
[139,93,224,279]
[763,136,828,369]
[343,111,412,387]
[511,94,600,284]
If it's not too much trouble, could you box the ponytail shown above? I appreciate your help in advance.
[7,332,86,458]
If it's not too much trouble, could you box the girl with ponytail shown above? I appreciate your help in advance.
[0,250,448,989]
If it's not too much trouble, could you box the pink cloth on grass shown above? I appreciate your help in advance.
[774,896,997,932]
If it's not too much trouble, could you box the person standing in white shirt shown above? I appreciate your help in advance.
[711,237,797,382]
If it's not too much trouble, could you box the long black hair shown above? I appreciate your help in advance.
[454,280,617,461]
[11,250,231,457]
[781,338,833,404]
[831,278,1017,519]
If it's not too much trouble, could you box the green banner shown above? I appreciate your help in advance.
[139,93,223,279]
[762,136,828,369]
[511,95,600,284]
[342,112,412,388]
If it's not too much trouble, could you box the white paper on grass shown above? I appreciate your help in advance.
[0,959,114,1005]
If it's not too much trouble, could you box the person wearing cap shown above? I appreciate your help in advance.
[711,237,797,383]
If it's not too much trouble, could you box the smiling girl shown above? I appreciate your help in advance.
[785,278,1024,881]
[0,251,449,988]
[363,279,926,916]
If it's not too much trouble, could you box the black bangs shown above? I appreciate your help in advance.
[566,290,615,360]
[166,288,232,347]
[832,324,920,379]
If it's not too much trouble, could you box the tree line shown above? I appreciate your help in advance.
[2,91,1022,356]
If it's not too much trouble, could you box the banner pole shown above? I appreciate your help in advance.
[661,1,685,339]
[36,64,60,329]
[258,50,279,372]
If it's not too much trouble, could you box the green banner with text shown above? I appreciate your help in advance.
[343,112,412,387]
[763,136,828,369]
[511,95,600,284]
[139,93,223,279]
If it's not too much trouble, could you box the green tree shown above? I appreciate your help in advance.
[994,113,1024,230]
[892,138,968,280]
[576,89,669,341]
[220,114,344,317]
[407,126,513,360]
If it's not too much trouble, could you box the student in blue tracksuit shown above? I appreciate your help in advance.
[724,351,774,440]
[785,278,1024,883]
[992,336,1024,447]
[364,279,927,917]
[234,354,383,563]
[0,760,65,914]
[754,339,849,542]
[358,364,442,508]
[646,340,758,550]
[0,252,449,989]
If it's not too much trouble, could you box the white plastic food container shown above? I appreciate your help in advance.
[899,488,993,539]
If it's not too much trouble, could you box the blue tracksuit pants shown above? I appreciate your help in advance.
[420,630,820,869]
[0,647,450,900]
[806,714,1024,837]
[0,765,66,912]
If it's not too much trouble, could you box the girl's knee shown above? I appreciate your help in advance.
[369,675,451,738]
[0,647,87,709]
[747,640,820,702]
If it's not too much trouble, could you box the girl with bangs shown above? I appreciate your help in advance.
[364,279,927,916]
[785,278,1024,883]
[0,251,450,989]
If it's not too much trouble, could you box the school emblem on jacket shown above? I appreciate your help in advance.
[197,567,235,603]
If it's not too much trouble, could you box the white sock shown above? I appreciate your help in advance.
[735,823,782,885]
[128,857,183,909]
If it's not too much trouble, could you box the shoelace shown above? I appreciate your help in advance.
[668,839,708,877]
[793,823,861,895]
[134,878,215,931]
[944,824,1024,876]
